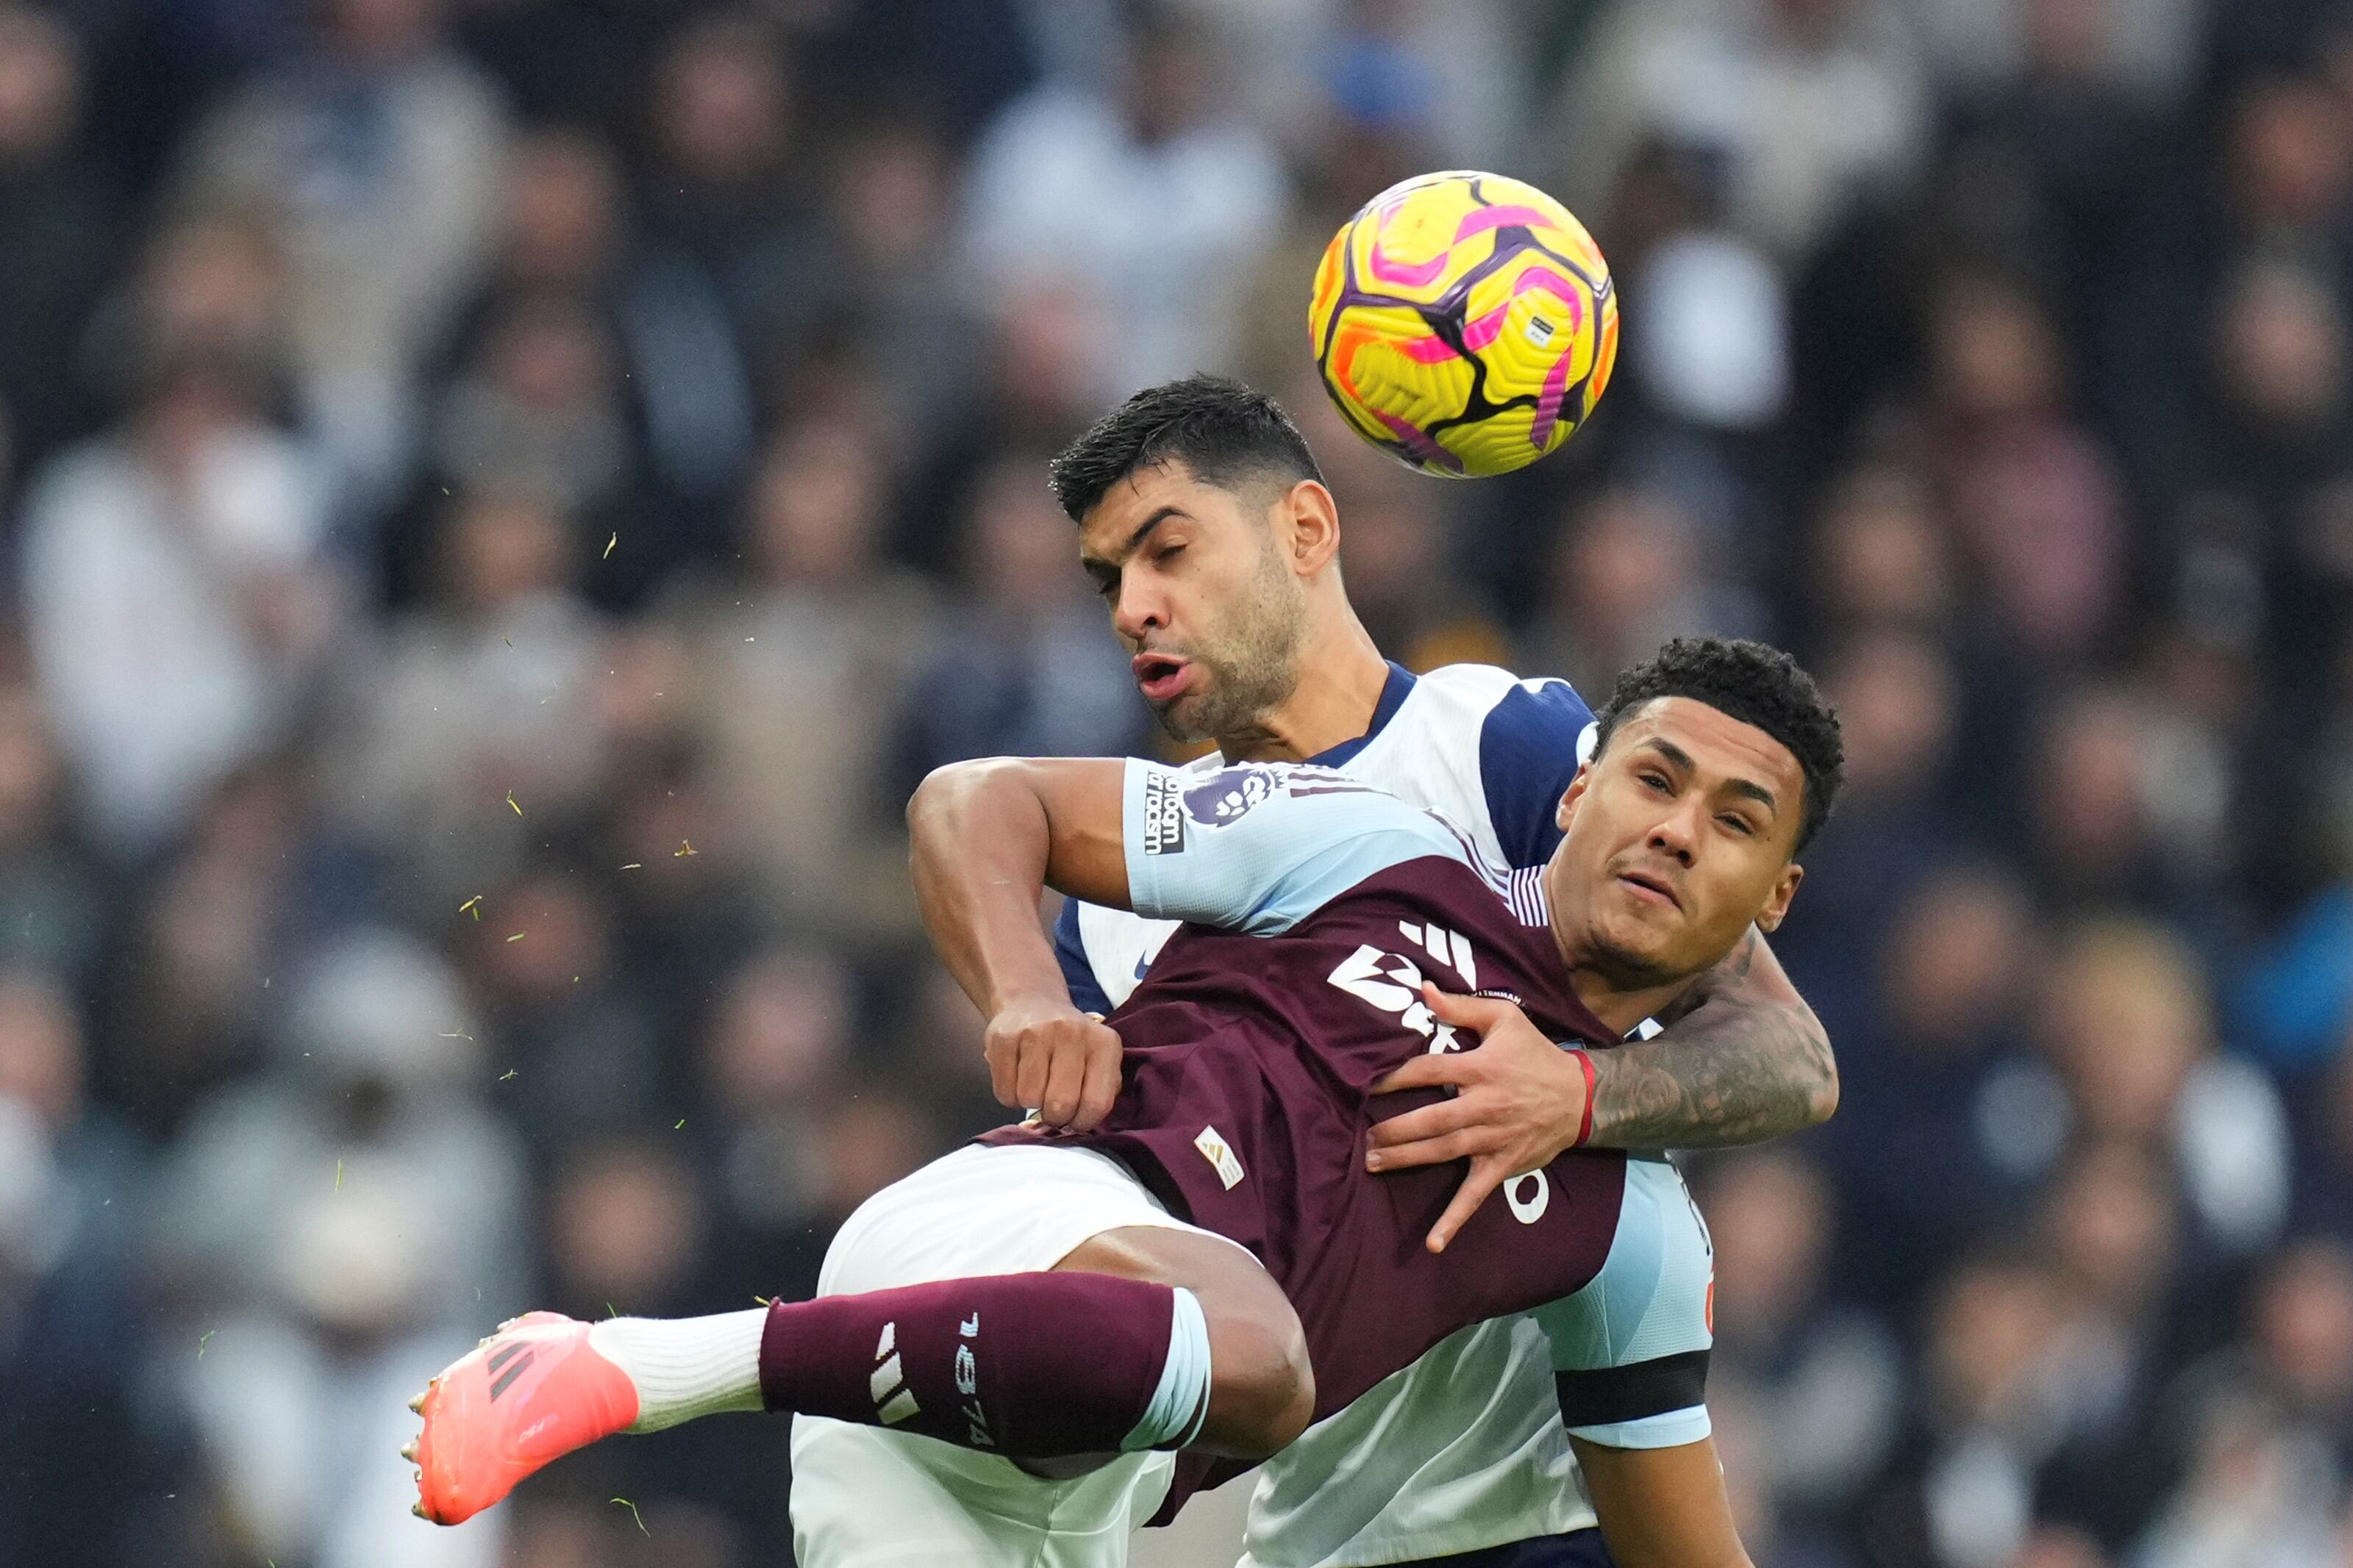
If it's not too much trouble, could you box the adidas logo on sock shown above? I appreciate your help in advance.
[871,1322,918,1425]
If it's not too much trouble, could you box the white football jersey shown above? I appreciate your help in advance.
[1054,662,1610,1567]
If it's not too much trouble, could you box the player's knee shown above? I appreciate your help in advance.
[1204,1306,1315,1458]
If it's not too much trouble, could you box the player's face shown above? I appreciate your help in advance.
[1078,460,1310,744]
[1547,697,1806,987]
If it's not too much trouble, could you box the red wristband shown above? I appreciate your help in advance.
[1568,1048,1597,1148]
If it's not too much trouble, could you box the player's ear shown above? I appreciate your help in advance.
[1754,862,1803,933]
[1282,480,1341,576]
[1556,764,1594,831]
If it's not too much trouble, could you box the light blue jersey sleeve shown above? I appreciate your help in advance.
[1531,1156,1716,1449]
[1121,759,1472,936]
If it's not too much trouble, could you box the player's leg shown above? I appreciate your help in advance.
[410,1261,1218,1524]
[407,1145,1294,1537]
[788,1146,1289,1568]
[756,1264,1224,1455]
[785,1218,1310,1568]
[1052,1223,1314,1460]
[407,1226,1306,1521]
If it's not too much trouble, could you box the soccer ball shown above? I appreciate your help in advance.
[1310,171,1617,478]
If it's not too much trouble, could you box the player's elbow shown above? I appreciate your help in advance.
[1802,1045,1840,1128]
[908,757,997,828]
[908,757,1037,853]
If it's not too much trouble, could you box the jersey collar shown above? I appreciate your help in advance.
[1504,866,1549,928]
[1307,662,1415,768]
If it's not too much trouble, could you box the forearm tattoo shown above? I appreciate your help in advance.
[1584,931,1838,1150]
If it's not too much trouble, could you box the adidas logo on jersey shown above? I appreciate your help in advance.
[1327,923,1479,1049]
[1194,1125,1246,1189]
[1396,921,1476,988]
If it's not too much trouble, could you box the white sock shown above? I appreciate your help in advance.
[588,1309,768,1433]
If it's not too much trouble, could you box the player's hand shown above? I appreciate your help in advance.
[983,993,1124,1131]
[1365,984,1593,1253]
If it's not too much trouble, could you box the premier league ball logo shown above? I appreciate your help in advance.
[1183,767,1279,826]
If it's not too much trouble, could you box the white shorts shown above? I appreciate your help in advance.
[788,1142,1246,1568]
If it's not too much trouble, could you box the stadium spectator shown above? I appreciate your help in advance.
[0,974,145,1568]
[2135,1240,2353,1567]
[693,945,851,1302]
[76,210,294,418]
[2188,256,2353,711]
[1550,0,1933,264]
[1933,0,2165,370]
[1827,864,2055,1306]
[1753,629,1966,1059]
[2103,71,2353,481]
[462,864,661,1152]
[2038,920,2291,1258]
[2024,688,2232,927]
[801,119,979,473]
[1804,465,1961,640]
[153,928,527,1568]
[1699,1149,1905,1534]
[638,12,826,384]
[18,347,342,861]
[0,681,107,989]
[1857,1252,2076,1568]
[2030,1141,2193,1544]
[893,451,1150,789]
[1907,273,2121,662]
[440,126,755,540]
[422,296,643,576]
[1518,484,1765,701]
[0,4,116,465]
[674,415,933,938]
[957,1,1288,397]
[174,0,512,506]
[329,484,610,901]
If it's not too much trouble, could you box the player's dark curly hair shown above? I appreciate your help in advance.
[1592,637,1845,852]
[1049,374,1324,522]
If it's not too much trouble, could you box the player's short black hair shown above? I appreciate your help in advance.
[1591,637,1845,852]
[1049,375,1324,523]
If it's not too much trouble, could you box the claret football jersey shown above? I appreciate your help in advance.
[1044,672,1713,1561]
[1051,664,1679,1564]
[999,755,1635,1417]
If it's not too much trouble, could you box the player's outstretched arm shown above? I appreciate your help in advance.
[910,756,1132,1127]
[1570,1436,1754,1568]
[1592,926,1837,1148]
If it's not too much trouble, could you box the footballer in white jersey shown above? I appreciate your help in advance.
[1056,661,1625,1567]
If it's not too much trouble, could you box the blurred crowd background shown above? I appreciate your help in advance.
[1,0,2352,1565]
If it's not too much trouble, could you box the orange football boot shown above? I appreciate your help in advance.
[404,1311,640,1525]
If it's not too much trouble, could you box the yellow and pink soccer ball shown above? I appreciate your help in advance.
[1310,171,1617,478]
